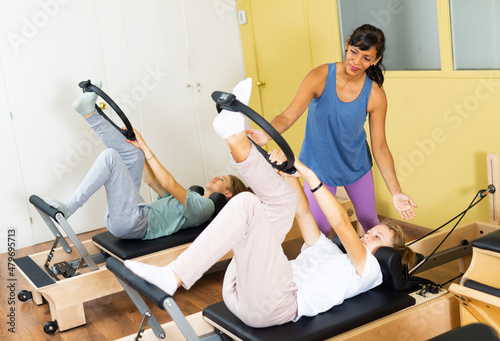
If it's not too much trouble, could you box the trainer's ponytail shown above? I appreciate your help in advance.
[366,63,385,88]
[347,24,386,87]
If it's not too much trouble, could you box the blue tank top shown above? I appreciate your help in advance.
[299,63,373,186]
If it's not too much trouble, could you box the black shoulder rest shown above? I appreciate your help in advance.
[188,185,226,219]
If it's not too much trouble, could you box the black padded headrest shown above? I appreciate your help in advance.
[209,192,226,218]
[472,230,500,253]
[331,235,404,291]
[188,185,226,219]
[188,185,204,196]
[374,246,404,291]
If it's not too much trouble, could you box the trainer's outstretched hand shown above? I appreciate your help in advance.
[392,193,418,221]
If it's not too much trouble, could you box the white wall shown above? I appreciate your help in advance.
[0,0,245,253]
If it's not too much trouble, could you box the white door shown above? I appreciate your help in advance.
[0,1,109,245]
[0,61,33,251]
[117,0,207,194]
[183,0,246,181]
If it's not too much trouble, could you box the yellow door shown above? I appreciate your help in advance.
[237,0,342,155]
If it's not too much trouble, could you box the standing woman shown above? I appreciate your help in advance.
[248,24,417,235]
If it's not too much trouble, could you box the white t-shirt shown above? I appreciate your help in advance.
[291,234,383,320]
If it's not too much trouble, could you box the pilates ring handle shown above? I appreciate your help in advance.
[211,91,296,174]
[78,80,136,141]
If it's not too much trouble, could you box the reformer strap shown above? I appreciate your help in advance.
[78,80,136,141]
[212,91,297,174]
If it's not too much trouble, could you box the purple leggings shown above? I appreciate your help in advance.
[304,169,380,235]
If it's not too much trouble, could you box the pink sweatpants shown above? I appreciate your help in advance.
[169,146,299,328]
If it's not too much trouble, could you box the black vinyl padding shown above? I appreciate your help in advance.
[472,230,500,253]
[464,279,500,297]
[189,185,205,196]
[187,185,226,218]
[93,223,207,260]
[29,195,62,219]
[106,257,170,308]
[203,287,415,341]
[428,323,500,341]
[375,246,405,291]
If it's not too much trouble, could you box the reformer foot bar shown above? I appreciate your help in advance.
[107,257,223,341]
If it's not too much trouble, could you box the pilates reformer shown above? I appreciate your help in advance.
[110,94,500,340]
[14,186,227,334]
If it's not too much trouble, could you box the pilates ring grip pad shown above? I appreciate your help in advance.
[212,91,297,175]
[78,80,136,141]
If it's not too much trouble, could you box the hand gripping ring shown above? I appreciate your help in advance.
[78,80,136,141]
[212,91,296,174]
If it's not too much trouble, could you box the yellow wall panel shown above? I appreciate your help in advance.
[237,0,500,229]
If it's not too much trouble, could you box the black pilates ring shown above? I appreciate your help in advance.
[78,80,136,141]
[212,91,296,174]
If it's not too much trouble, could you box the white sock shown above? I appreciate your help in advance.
[124,260,178,296]
[232,77,252,105]
[72,80,102,116]
[44,198,72,218]
[213,78,252,139]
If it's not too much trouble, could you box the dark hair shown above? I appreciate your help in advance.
[347,24,386,87]
[226,175,251,201]
[381,219,417,268]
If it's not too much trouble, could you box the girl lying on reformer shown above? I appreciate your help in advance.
[124,92,417,328]
[44,80,249,240]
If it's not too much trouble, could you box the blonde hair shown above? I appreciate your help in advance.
[381,219,417,268]
[226,175,251,201]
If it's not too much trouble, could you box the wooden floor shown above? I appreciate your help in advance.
[1,222,463,341]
